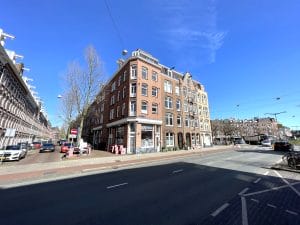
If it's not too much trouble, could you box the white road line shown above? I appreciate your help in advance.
[244,182,300,197]
[274,170,300,197]
[286,210,298,216]
[172,169,184,174]
[254,178,261,184]
[267,204,277,209]
[241,197,249,225]
[211,203,230,217]
[264,171,269,176]
[106,182,128,189]
[239,188,249,196]
[251,198,259,203]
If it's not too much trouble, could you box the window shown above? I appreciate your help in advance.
[123,70,127,81]
[152,71,158,81]
[183,87,187,97]
[117,91,121,102]
[100,114,103,123]
[111,82,116,92]
[110,95,115,105]
[184,101,188,112]
[166,132,174,147]
[123,87,126,99]
[141,101,148,114]
[130,83,137,97]
[165,96,173,109]
[164,80,172,93]
[176,99,181,111]
[116,126,124,144]
[100,103,104,112]
[117,106,120,117]
[142,67,148,79]
[152,103,158,114]
[131,64,137,79]
[109,109,114,120]
[175,85,180,95]
[130,101,136,116]
[141,125,153,147]
[118,76,122,86]
[122,103,125,115]
[177,115,182,127]
[165,113,173,126]
[141,83,148,96]
[185,117,189,127]
[152,87,158,97]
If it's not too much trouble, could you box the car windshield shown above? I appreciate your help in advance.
[5,145,20,150]
[43,144,54,147]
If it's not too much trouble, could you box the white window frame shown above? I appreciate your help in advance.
[165,113,173,126]
[130,65,137,79]
[141,83,148,96]
[142,67,148,80]
[152,103,158,114]
[141,101,148,114]
[166,132,174,147]
[152,87,158,97]
[165,96,173,109]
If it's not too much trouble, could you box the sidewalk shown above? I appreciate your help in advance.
[0,145,233,187]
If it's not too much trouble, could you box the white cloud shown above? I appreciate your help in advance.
[159,0,226,64]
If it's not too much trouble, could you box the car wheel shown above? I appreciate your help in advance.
[288,158,297,169]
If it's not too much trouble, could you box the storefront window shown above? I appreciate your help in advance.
[141,124,153,147]
[116,126,124,144]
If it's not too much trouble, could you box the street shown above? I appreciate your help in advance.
[0,146,299,225]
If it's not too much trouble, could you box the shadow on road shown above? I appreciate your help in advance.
[0,161,299,225]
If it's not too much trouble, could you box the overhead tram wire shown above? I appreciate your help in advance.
[104,0,125,49]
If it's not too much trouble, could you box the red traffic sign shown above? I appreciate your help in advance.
[70,129,78,135]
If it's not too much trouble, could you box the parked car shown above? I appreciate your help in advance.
[0,145,26,161]
[17,142,30,152]
[39,143,55,153]
[32,141,42,149]
[261,139,272,147]
[274,141,294,151]
[60,142,74,153]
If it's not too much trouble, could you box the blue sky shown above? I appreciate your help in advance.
[1,0,300,129]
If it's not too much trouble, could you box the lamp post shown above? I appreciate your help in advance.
[264,111,287,122]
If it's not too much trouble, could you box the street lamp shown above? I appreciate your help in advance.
[264,111,287,122]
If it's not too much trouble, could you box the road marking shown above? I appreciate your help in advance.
[106,182,128,189]
[244,182,300,197]
[211,203,230,217]
[254,178,261,184]
[172,169,184,174]
[251,198,259,203]
[264,171,269,176]
[241,197,249,225]
[286,210,298,216]
[239,188,249,196]
[274,170,300,197]
[267,204,277,209]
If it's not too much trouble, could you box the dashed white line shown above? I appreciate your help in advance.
[106,182,128,189]
[254,178,261,184]
[239,188,249,196]
[267,204,277,209]
[286,210,298,216]
[211,203,230,217]
[274,170,300,197]
[241,197,249,225]
[172,169,184,174]
[251,198,259,203]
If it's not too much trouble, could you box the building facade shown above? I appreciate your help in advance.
[85,49,212,153]
[0,28,52,147]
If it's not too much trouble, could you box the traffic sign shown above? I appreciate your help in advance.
[70,129,78,135]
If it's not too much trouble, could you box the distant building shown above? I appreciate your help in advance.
[83,49,212,153]
[0,28,51,147]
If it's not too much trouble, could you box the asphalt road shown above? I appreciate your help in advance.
[1,146,299,225]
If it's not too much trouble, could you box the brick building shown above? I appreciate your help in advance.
[84,49,212,153]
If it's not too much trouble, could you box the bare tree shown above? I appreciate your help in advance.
[63,45,104,143]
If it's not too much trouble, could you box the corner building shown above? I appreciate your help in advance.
[88,49,212,154]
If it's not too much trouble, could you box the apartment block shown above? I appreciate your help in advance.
[84,49,212,153]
